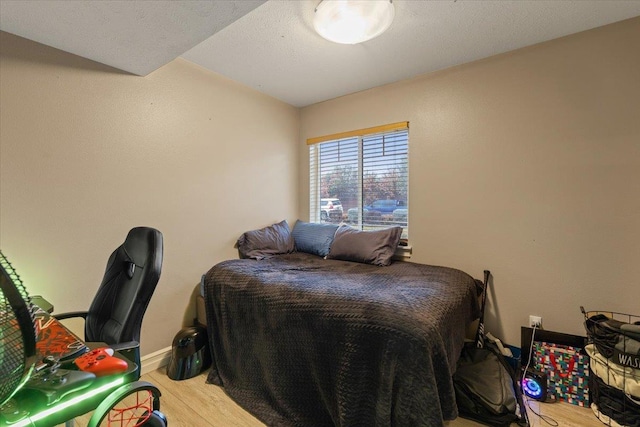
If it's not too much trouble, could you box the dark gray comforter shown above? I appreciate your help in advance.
[204,253,480,427]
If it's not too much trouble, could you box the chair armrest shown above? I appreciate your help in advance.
[54,311,89,320]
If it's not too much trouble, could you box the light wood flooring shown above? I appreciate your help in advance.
[63,368,605,427]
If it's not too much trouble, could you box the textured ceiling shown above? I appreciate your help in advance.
[1,1,640,107]
[0,0,266,76]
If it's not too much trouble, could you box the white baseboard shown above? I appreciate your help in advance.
[141,346,172,375]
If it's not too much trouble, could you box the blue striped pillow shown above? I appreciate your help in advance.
[291,220,339,257]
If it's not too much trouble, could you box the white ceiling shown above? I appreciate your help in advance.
[1,1,639,107]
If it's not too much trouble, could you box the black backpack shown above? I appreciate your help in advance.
[453,271,528,426]
[453,342,528,426]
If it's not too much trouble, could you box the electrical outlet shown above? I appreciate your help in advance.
[529,315,542,328]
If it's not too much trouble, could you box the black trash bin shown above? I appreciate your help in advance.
[167,325,211,380]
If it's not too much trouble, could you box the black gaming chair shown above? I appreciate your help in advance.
[56,226,163,375]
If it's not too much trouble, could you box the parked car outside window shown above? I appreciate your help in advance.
[369,199,406,213]
[321,198,343,222]
[348,199,406,223]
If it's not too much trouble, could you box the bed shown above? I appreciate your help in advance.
[202,236,481,427]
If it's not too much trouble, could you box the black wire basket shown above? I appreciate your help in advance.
[581,307,640,426]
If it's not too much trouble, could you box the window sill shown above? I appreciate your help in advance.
[393,244,412,261]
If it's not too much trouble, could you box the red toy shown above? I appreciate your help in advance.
[74,347,128,377]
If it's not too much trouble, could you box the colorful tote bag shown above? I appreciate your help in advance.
[533,341,590,406]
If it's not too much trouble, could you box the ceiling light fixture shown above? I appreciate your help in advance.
[313,0,395,45]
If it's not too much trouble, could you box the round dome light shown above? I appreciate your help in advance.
[313,0,395,45]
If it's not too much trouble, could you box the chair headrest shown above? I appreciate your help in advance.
[122,227,163,269]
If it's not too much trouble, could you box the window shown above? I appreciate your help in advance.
[308,122,409,239]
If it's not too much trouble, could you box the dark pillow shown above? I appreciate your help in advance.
[327,226,402,266]
[236,220,295,260]
[291,220,339,258]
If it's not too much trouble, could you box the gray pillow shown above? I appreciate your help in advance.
[237,220,295,260]
[327,226,402,266]
[291,220,339,258]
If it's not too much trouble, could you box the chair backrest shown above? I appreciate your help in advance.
[85,227,163,345]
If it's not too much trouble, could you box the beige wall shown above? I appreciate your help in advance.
[299,18,640,346]
[2,17,639,356]
[0,32,300,356]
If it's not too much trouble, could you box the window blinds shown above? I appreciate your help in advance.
[309,122,409,237]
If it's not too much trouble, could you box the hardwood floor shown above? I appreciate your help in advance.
[64,368,604,427]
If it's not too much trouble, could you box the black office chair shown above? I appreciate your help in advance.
[1,235,167,427]
[56,226,163,375]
